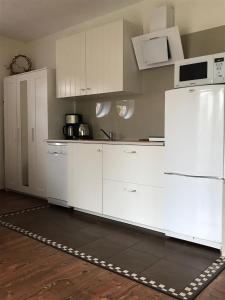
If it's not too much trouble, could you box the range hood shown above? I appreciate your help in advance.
[132,6,184,70]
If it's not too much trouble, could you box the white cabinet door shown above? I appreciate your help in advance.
[103,180,164,230]
[103,145,164,187]
[86,20,123,95]
[165,85,224,177]
[56,32,86,97]
[31,70,48,197]
[165,174,222,243]
[47,146,68,201]
[68,143,103,214]
[4,77,19,190]
[16,74,33,194]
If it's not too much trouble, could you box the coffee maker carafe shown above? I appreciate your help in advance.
[63,114,82,139]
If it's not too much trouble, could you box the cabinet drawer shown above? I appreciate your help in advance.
[103,145,164,187]
[103,145,137,183]
[103,180,164,230]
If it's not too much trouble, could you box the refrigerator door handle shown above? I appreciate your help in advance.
[164,172,223,180]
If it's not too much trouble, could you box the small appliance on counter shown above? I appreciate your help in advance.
[63,114,82,139]
[78,123,90,139]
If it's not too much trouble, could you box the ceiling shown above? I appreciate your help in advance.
[0,0,142,41]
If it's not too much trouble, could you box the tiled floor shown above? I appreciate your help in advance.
[1,201,222,297]
[0,190,47,215]
[1,191,225,299]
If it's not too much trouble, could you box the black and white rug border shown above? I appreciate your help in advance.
[0,206,225,300]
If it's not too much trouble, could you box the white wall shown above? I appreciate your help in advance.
[0,36,27,188]
[26,0,225,69]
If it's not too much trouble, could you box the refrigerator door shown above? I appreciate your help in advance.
[165,85,224,178]
[165,174,223,245]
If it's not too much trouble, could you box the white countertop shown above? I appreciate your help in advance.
[46,139,165,146]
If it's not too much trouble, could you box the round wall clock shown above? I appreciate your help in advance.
[9,55,32,75]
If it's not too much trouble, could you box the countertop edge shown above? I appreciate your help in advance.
[46,139,165,146]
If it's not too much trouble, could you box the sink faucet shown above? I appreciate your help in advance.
[100,129,113,140]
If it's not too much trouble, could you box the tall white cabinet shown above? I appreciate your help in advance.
[4,68,72,197]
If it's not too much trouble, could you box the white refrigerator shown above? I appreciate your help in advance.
[165,85,224,249]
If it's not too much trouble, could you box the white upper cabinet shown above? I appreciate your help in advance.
[85,21,123,95]
[56,32,86,97]
[56,20,141,97]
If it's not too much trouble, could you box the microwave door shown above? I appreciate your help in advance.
[179,62,208,82]
[174,56,214,88]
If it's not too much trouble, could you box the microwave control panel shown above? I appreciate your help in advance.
[214,57,225,83]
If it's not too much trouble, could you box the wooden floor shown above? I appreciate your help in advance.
[0,227,225,300]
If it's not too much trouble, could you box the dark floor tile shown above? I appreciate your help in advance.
[105,229,141,248]
[142,259,202,291]
[0,191,47,214]
[165,244,220,272]
[46,229,100,249]
[5,208,89,232]
[77,238,128,260]
[78,224,116,239]
[131,235,186,259]
[181,242,220,260]
[109,248,160,273]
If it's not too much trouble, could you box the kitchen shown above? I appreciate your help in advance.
[1,1,225,299]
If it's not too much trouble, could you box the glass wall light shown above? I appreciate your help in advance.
[116,99,135,119]
[96,101,111,118]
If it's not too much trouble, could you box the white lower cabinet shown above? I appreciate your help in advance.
[68,143,103,214]
[103,180,164,230]
[67,143,165,232]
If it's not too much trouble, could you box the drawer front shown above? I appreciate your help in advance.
[103,180,164,230]
[103,145,138,183]
[136,146,164,187]
[103,145,164,187]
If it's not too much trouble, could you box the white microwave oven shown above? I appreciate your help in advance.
[174,53,225,88]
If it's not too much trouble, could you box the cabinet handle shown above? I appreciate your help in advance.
[97,148,102,152]
[32,128,35,142]
[86,87,91,90]
[17,128,20,143]
[124,188,137,193]
[124,150,136,154]
[80,88,86,92]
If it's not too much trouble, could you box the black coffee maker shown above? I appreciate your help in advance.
[63,114,82,139]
